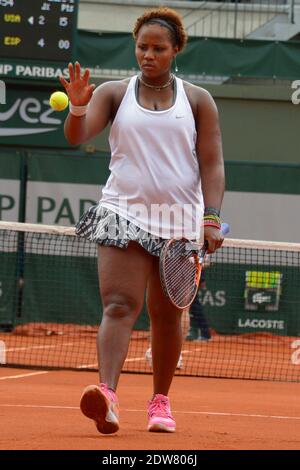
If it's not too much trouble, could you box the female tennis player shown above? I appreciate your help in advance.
[60,7,225,434]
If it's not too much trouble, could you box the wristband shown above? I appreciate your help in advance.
[69,102,89,117]
[204,207,220,217]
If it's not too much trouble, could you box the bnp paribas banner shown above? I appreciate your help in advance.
[0,150,21,221]
[25,153,110,224]
[0,86,70,148]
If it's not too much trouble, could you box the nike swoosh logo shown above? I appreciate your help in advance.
[0,127,57,136]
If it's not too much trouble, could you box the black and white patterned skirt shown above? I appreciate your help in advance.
[75,205,166,257]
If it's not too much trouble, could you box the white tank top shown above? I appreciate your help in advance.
[100,75,204,239]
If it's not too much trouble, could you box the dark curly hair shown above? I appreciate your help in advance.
[133,7,188,52]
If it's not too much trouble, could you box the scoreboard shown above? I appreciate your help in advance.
[0,0,78,62]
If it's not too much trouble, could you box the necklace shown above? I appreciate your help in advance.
[139,74,174,91]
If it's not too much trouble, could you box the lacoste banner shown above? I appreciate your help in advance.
[244,271,282,312]
[0,85,70,148]
[204,262,299,336]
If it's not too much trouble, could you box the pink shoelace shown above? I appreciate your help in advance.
[100,383,118,404]
[148,395,173,419]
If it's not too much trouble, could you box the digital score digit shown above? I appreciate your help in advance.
[0,0,78,61]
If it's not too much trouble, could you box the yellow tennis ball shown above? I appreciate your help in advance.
[49,91,69,111]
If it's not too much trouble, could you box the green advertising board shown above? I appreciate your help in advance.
[21,236,149,331]
[0,150,22,329]
[21,238,102,327]
[0,86,71,148]
[0,150,22,221]
[0,230,19,331]
[203,259,299,337]
[1,32,300,81]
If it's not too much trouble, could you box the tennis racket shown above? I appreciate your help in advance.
[160,223,230,309]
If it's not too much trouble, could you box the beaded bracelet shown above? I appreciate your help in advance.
[203,213,221,230]
[204,214,220,222]
[203,220,221,229]
[204,214,221,224]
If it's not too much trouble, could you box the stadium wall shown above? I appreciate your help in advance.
[0,151,299,243]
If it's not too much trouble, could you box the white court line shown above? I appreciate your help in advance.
[77,356,146,369]
[0,371,49,380]
[125,409,300,421]
[75,346,215,369]
[77,363,98,369]
[6,343,75,352]
[76,350,220,369]
[125,357,145,363]
[0,403,299,421]
[0,404,76,409]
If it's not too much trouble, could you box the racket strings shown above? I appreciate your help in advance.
[166,257,196,290]
[165,261,197,306]
[162,240,200,308]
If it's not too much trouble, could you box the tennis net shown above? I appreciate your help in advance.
[0,221,299,382]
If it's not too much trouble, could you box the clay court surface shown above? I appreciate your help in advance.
[0,368,300,450]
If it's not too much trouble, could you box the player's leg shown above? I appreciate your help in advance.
[80,241,153,434]
[147,256,183,395]
[97,241,153,389]
[145,307,188,369]
[145,256,182,432]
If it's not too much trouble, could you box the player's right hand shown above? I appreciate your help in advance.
[204,225,224,254]
[59,62,95,106]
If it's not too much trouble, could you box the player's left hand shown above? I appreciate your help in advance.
[204,225,224,254]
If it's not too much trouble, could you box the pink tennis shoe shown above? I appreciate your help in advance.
[80,383,119,434]
[147,394,176,432]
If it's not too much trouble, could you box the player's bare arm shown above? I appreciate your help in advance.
[185,84,225,252]
[195,88,224,208]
